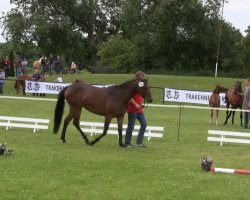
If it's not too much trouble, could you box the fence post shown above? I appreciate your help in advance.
[177,105,182,141]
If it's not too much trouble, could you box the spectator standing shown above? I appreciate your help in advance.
[124,71,148,148]
[0,69,5,94]
[54,56,61,74]
[32,69,42,96]
[21,58,28,75]
[14,57,22,77]
[243,78,250,128]
[40,54,46,76]
[48,54,54,76]
[4,56,10,78]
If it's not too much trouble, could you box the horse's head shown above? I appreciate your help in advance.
[214,84,228,93]
[136,79,153,103]
[233,81,243,93]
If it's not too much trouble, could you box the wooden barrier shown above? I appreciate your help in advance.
[0,116,50,133]
[80,121,164,141]
[207,130,250,146]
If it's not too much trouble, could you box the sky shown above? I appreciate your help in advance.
[0,0,250,43]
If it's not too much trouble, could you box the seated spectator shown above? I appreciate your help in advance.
[32,69,42,81]
[55,74,63,83]
[71,61,77,74]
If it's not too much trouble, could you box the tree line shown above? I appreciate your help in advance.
[0,0,249,76]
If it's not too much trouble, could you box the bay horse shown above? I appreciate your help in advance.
[53,78,153,147]
[223,81,243,126]
[14,74,45,95]
[209,84,228,125]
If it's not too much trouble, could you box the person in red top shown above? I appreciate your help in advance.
[4,56,10,78]
[124,71,147,148]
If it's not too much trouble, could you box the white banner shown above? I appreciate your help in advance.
[25,81,113,94]
[25,81,70,94]
[164,88,226,106]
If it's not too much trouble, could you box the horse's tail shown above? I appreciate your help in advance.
[53,87,68,134]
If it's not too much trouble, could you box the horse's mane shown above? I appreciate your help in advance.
[108,79,136,88]
[213,85,228,93]
[116,79,136,87]
[233,81,242,94]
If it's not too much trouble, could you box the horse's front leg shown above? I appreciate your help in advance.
[224,110,232,125]
[240,110,243,127]
[117,115,124,147]
[232,111,235,124]
[89,117,111,145]
[23,87,26,95]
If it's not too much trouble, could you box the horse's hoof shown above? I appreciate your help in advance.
[61,139,66,143]
[119,143,124,147]
[85,140,90,145]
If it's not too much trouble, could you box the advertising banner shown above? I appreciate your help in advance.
[25,81,112,94]
[164,88,226,106]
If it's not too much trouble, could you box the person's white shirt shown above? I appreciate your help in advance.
[71,62,76,69]
[55,76,63,83]
[0,71,5,79]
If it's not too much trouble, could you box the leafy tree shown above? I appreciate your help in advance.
[1,0,247,75]
[9,50,15,77]
[97,34,136,72]
[241,26,250,72]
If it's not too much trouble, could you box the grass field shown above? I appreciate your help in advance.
[0,73,250,200]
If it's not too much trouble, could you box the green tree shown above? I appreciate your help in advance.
[241,26,250,72]
[97,34,136,72]
[9,50,15,77]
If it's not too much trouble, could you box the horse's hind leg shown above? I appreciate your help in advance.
[73,117,89,144]
[89,117,111,145]
[61,113,73,143]
[210,109,213,125]
[72,111,90,145]
[216,110,219,126]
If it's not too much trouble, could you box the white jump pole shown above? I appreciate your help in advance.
[201,157,250,175]
[210,167,250,175]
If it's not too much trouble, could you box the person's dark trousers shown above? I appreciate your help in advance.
[125,112,147,145]
[244,111,250,128]
[0,81,4,94]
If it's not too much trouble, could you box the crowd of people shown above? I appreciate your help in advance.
[0,54,78,79]
[38,54,77,76]
[0,53,81,95]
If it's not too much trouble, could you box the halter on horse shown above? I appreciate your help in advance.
[53,78,153,147]
[223,81,243,126]
[209,84,228,125]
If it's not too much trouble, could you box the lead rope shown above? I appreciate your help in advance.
[142,98,148,108]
